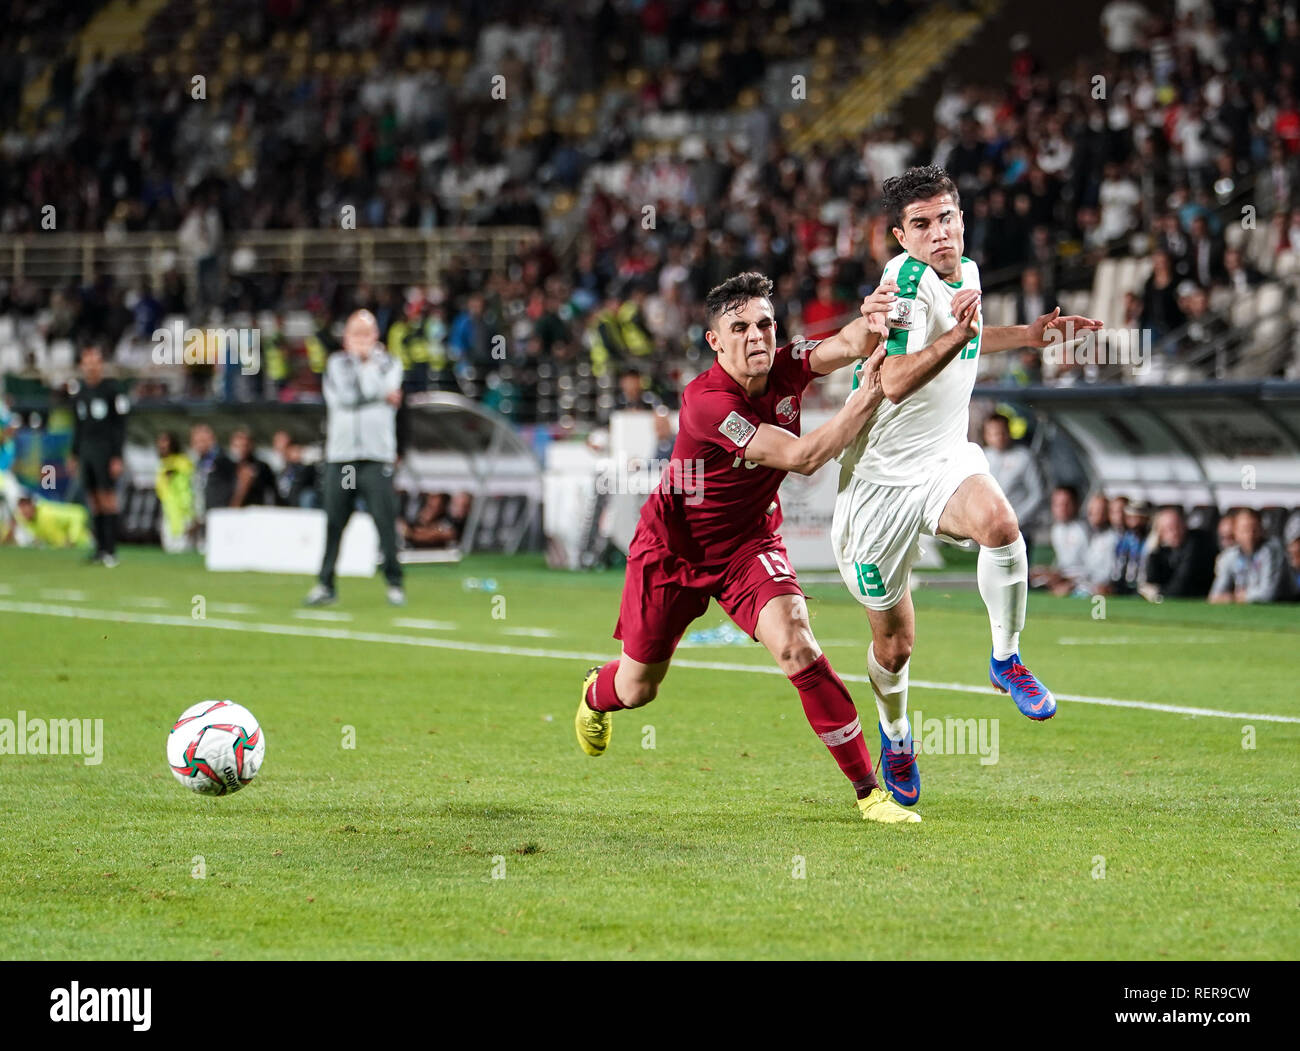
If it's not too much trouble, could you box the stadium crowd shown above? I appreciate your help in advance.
[1031,487,1300,603]
[4,0,1300,420]
[971,403,1300,604]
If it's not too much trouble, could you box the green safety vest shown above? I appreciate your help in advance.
[306,334,329,374]
[617,302,653,357]
[265,335,289,382]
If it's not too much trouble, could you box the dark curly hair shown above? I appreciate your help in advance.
[704,271,774,327]
[880,165,960,230]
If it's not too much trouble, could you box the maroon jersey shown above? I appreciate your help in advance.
[636,339,820,563]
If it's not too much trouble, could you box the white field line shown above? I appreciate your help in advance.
[207,602,257,614]
[1057,635,1230,646]
[0,600,1297,725]
[291,610,353,622]
[38,589,87,601]
[391,618,458,631]
[119,596,170,608]
[501,626,559,638]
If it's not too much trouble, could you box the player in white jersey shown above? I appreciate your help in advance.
[833,166,1102,808]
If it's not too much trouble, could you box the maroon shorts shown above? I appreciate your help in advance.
[613,531,803,665]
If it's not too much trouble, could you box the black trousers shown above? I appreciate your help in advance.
[318,461,402,590]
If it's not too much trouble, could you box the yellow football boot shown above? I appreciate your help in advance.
[857,787,922,824]
[575,666,612,756]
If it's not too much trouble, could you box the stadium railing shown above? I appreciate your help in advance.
[0,228,542,289]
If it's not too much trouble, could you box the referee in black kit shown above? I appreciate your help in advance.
[67,345,128,566]
[303,309,406,607]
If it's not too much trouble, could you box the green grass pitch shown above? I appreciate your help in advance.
[0,545,1296,960]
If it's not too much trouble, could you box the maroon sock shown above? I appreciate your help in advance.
[789,655,878,797]
[587,660,629,712]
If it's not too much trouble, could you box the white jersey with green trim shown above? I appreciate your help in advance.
[839,251,982,488]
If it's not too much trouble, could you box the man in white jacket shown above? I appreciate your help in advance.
[305,310,406,607]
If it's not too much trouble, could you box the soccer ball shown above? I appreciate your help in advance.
[167,700,266,795]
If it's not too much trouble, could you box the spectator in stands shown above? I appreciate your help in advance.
[1121,290,1143,330]
[1221,247,1264,292]
[178,192,222,311]
[1015,268,1048,329]
[1031,484,1091,596]
[981,414,1046,544]
[1141,252,1186,341]
[276,442,320,509]
[1007,345,1044,386]
[1101,0,1151,57]
[1140,505,1218,599]
[1186,215,1224,290]
[1176,285,1230,366]
[154,431,195,553]
[802,276,847,340]
[1081,492,1118,593]
[1210,507,1295,603]
[1098,162,1142,243]
[616,368,659,412]
[1110,498,1152,595]
[404,492,458,549]
[449,293,492,370]
[209,429,278,509]
[1284,512,1300,597]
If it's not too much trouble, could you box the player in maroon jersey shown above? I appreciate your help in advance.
[576,271,921,824]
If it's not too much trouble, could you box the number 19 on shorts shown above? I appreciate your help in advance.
[854,562,885,598]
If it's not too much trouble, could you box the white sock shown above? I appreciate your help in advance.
[867,643,910,741]
[978,534,1028,661]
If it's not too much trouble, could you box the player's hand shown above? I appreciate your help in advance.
[108,456,123,480]
[859,281,898,338]
[950,288,982,342]
[385,389,402,407]
[851,346,887,410]
[1026,307,1104,348]
[65,453,77,475]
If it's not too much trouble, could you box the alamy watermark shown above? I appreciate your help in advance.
[0,711,103,765]
[151,321,261,375]
[902,709,1000,765]
[50,982,150,1030]
[1043,325,1151,372]
[596,457,706,505]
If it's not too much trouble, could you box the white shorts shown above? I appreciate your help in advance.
[831,442,990,611]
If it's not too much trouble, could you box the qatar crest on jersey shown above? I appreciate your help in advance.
[775,396,798,424]
[718,411,757,447]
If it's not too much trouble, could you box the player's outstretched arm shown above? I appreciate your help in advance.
[806,282,897,375]
[981,307,1104,354]
[744,347,886,475]
[879,288,981,404]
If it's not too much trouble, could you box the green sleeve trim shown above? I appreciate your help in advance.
[884,257,927,355]
[894,257,926,300]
